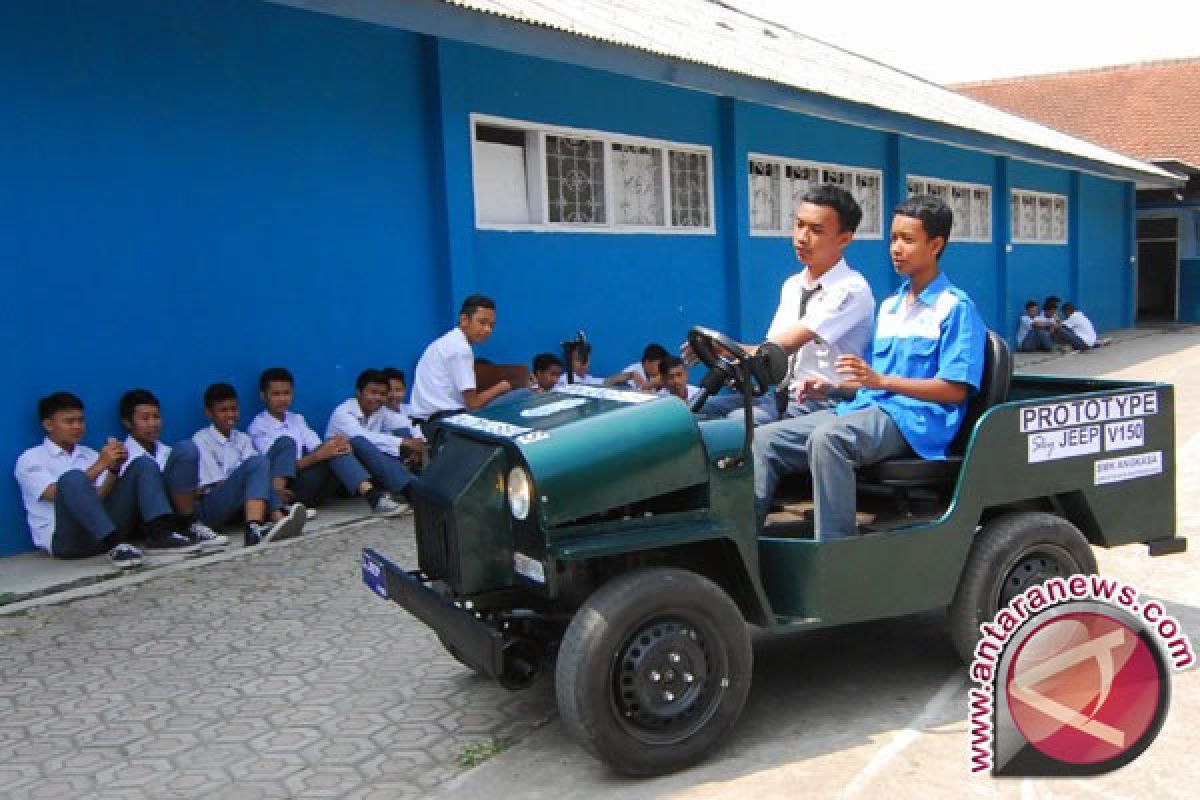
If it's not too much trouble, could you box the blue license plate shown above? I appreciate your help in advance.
[361,551,389,599]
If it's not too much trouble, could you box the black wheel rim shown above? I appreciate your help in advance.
[610,615,727,746]
[995,545,1075,610]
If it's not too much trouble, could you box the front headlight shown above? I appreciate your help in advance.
[507,466,532,520]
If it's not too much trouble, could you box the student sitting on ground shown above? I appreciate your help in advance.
[118,388,228,549]
[248,368,407,517]
[325,369,420,509]
[657,356,703,406]
[555,341,606,387]
[381,366,425,467]
[1015,300,1056,352]
[610,343,669,391]
[183,383,306,547]
[15,392,197,568]
[1060,303,1112,350]
[410,295,515,431]
[530,353,564,392]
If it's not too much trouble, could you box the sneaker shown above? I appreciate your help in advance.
[370,493,408,518]
[389,492,415,516]
[108,543,144,569]
[262,503,307,544]
[288,504,318,521]
[244,522,270,547]
[187,520,229,550]
[1096,337,1114,347]
[142,531,202,554]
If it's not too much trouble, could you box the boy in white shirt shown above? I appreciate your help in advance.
[117,388,228,549]
[249,368,406,516]
[1061,302,1111,350]
[14,392,196,568]
[181,383,306,547]
[658,356,703,407]
[530,353,564,392]
[326,369,421,507]
[382,367,425,462]
[611,343,669,391]
[410,295,515,431]
[1015,300,1056,352]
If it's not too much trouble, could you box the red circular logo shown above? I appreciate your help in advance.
[1006,611,1161,765]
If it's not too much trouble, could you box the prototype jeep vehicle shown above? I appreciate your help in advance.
[362,326,1184,775]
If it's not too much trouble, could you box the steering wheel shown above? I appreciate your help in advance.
[687,326,769,398]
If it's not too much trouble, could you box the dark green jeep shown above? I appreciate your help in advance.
[361,327,1183,775]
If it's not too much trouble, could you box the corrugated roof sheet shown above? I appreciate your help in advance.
[444,0,1177,182]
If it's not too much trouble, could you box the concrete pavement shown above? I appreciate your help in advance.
[1,326,1197,798]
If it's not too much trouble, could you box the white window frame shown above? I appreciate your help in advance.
[1010,188,1069,245]
[470,113,715,235]
[907,175,993,243]
[747,153,884,239]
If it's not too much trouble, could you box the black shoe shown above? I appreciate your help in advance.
[142,531,202,554]
[244,522,270,547]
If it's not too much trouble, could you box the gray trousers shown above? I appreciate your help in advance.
[752,405,912,539]
[699,393,833,424]
[288,445,374,507]
[51,456,174,558]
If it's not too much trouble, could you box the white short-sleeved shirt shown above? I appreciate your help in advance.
[410,328,476,419]
[554,372,605,388]
[192,425,258,487]
[385,404,423,440]
[248,410,322,460]
[766,259,876,386]
[121,436,170,475]
[658,385,703,405]
[326,398,405,458]
[1063,311,1098,347]
[14,438,105,552]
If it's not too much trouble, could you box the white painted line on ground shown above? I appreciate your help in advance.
[837,669,967,799]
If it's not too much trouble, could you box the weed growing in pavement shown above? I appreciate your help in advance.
[457,738,510,767]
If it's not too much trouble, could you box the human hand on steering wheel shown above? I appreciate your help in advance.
[687,326,774,399]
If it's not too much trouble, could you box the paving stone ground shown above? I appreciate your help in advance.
[0,520,556,799]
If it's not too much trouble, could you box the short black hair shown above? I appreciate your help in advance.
[532,353,563,373]
[203,383,238,409]
[641,343,669,364]
[381,367,406,384]
[571,342,593,358]
[459,294,496,318]
[1044,296,1061,311]
[1025,300,1039,310]
[660,355,685,373]
[119,388,160,422]
[1062,302,1076,315]
[356,369,389,391]
[258,367,294,393]
[38,391,83,421]
[893,194,953,258]
[801,184,863,234]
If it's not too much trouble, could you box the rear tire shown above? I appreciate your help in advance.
[555,568,752,776]
[948,512,1096,663]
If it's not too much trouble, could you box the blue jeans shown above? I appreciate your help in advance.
[348,436,414,493]
[700,392,834,424]
[753,405,911,539]
[51,457,173,558]
[167,440,272,527]
[291,452,371,507]
[1018,329,1055,352]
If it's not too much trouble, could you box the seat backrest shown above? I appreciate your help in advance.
[949,330,1011,454]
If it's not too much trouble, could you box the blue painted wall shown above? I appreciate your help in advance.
[0,0,444,554]
[0,0,1141,555]
[1077,174,1134,331]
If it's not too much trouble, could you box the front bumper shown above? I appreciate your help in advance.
[361,547,507,681]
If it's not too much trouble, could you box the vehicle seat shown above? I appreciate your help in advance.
[858,330,1011,495]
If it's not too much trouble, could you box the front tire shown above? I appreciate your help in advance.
[948,512,1096,663]
[555,568,752,776]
